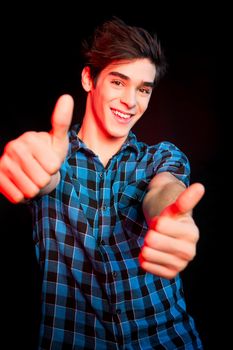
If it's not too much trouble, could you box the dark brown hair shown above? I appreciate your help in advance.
[81,17,167,86]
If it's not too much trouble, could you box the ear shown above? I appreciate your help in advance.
[81,66,93,92]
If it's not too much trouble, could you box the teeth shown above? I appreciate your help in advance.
[113,110,131,119]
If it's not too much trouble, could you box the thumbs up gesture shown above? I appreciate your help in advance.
[0,95,74,203]
[140,181,205,279]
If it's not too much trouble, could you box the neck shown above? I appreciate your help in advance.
[78,118,127,167]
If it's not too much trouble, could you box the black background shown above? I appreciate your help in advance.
[0,3,227,349]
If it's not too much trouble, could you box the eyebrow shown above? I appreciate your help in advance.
[108,71,155,88]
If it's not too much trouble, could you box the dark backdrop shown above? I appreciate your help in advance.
[1,3,227,349]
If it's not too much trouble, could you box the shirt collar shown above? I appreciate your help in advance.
[120,130,140,155]
[68,124,140,158]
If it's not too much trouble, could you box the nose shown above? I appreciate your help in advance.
[120,87,137,109]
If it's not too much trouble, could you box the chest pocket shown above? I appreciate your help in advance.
[117,179,149,239]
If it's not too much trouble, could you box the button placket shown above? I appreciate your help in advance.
[112,271,118,279]
[116,309,121,314]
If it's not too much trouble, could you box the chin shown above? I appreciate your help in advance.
[109,129,129,139]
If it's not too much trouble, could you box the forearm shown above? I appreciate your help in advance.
[142,172,186,225]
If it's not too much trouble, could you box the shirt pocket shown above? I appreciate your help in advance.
[117,179,149,239]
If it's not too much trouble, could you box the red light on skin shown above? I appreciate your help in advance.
[160,182,205,219]
[139,182,205,279]
[147,182,205,230]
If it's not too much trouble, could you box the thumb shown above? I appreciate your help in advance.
[50,94,74,141]
[161,182,205,217]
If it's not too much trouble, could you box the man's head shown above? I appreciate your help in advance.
[79,17,167,144]
[81,17,167,87]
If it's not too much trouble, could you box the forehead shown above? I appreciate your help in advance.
[100,58,156,82]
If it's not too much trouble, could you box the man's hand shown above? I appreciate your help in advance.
[0,94,74,203]
[140,183,205,279]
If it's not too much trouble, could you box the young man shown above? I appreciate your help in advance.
[0,17,204,349]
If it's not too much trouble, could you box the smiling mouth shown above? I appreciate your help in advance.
[111,108,134,122]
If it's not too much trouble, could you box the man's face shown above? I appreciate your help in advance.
[86,58,156,141]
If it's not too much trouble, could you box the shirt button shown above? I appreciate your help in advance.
[97,238,105,246]
[116,309,121,315]
[112,271,118,279]
[99,172,103,178]
[102,204,107,211]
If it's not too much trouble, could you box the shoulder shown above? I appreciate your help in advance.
[135,139,186,158]
[138,140,190,186]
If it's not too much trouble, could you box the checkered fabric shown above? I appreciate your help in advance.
[31,124,202,349]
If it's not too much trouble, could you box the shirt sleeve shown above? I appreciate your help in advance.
[153,141,190,187]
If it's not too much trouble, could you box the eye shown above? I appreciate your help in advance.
[111,79,124,87]
[139,87,152,95]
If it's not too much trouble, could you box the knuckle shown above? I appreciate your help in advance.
[48,159,61,174]
[24,185,40,199]
[13,192,25,204]
[141,246,151,260]
[36,174,51,188]
[187,225,199,243]
[144,232,152,247]
[21,131,37,142]
[169,260,187,277]
[0,154,8,169]
[180,244,196,261]
[4,139,18,154]
[193,226,200,242]
[189,245,197,260]
[144,229,157,245]
[165,270,177,279]
[178,260,187,272]
[0,154,14,174]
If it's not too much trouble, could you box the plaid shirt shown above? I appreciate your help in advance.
[31,124,203,349]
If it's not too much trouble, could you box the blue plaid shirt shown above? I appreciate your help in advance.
[31,124,203,349]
